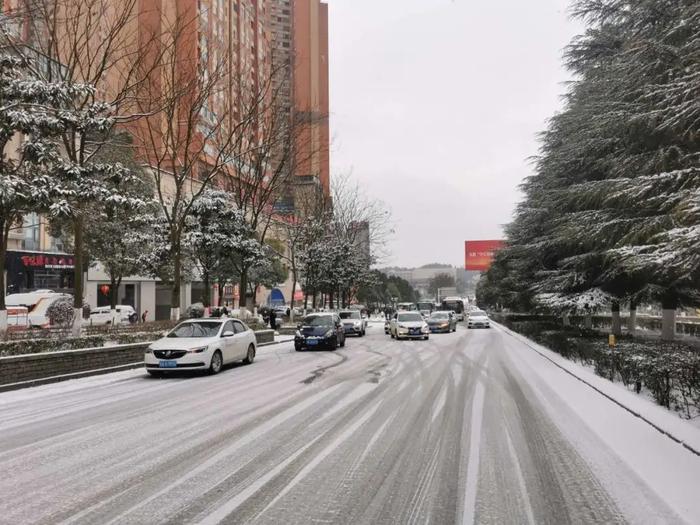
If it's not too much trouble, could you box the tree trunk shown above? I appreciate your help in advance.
[290,272,297,323]
[109,275,121,325]
[661,294,677,341]
[239,268,249,311]
[203,270,211,308]
[562,313,570,327]
[628,300,637,335]
[584,313,593,330]
[0,219,8,335]
[170,241,181,321]
[611,301,622,336]
[71,216,84,336]
[328,291,334,311]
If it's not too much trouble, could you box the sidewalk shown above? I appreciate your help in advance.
[497,322,700,455]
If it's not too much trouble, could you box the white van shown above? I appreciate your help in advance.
[89,305,136,326]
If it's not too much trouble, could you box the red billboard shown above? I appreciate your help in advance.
[465,240,504,271]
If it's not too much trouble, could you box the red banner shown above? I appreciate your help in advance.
[465,240,504,271]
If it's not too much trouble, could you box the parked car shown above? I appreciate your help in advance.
[467,310,491,329]
[89,305,136,325]
[427,311,457,333]
[144,318,257,376]
[295,313,346,351]
[390,311,430,340]
[339,310,366,336]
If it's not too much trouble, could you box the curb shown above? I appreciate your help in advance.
[497,323,700,457]
[0,362,144,393]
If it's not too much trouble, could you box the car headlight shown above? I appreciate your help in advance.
[398,324,405,329]
[145,347,153,354]
[440,323,448,328]
[187,346,208,354]
[324,329,335,338]
[354,321,362,327]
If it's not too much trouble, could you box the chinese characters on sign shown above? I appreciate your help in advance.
[20,255,75,270]
[464,240,504,271]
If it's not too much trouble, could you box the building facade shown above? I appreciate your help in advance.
[270,0,330,209]
[1,0,329,319]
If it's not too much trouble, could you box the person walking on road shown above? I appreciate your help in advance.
[269,308,276,330]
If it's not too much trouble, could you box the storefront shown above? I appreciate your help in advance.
[4,250,75,294]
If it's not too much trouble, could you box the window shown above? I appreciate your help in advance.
[22,213,41,251]
[223,321,235,334]
[233,321,247,333]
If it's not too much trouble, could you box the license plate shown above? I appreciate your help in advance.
[159,360,177,368]
[307,339,318,346]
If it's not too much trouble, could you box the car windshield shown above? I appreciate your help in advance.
[339,311,360,320]
[167,322,222,338]
[303,315,334,326]
[470,310,487,317]
[398,313,423,322]
[430,313,449,320]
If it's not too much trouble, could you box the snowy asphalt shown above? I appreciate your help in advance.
[0,323,698,524]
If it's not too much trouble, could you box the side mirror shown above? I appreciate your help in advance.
[222,330,235,338]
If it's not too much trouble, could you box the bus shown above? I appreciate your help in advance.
[416,301,436,317]
[396,302,417,312]
[440,297,465,321]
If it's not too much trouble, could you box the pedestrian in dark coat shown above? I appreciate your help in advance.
[269,308,277,329]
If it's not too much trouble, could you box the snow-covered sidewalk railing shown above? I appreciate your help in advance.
[497,322,700,456]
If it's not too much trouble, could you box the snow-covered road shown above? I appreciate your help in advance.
[1,324,699,524]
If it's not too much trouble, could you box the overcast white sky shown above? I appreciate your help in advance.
[328,0,583,268]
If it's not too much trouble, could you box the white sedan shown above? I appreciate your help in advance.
[145,319,257,376]
[390,311,430,340]
[467,310,491,329]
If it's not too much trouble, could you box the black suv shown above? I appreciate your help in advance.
[295,313,346,351]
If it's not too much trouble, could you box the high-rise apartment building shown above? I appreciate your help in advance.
[270,0,330,204]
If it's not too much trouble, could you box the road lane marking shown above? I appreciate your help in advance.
[504,425,536,525]
[462,381,485,525]
[430,385,447,423]
[255,400,383,518]
[311,382,377,426]
[198,434,326,525]
[92,383,344,525]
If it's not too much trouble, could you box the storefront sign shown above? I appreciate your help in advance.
[19,254,75,269]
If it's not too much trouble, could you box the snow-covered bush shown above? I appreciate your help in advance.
[47,297,76,327]
[184,302,205,319]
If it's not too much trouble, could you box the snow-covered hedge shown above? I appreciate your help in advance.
[0,336,105,357]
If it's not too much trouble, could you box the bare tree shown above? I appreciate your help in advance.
[222,60,328,310]
[330,172,393,264]
[130,10,252,320]
[270,184,329,320]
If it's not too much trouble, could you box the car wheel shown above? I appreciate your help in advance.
[147,370,163,378]
[208,350,223,375]
[424,335,429,340]
[242,344,256,364]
